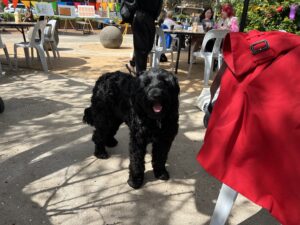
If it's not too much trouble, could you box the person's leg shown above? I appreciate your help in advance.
[130,53,135,67]
[132,11,155,75]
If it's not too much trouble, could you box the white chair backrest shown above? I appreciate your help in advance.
[44,19,57,41]
[28,20,47,46]
[201,29,230,54]
[154,27,167,51]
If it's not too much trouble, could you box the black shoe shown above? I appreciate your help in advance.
[160,54,168,62]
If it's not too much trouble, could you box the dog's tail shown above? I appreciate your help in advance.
[83,107,94,126]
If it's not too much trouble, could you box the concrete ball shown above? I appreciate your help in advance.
[100,26,123,49]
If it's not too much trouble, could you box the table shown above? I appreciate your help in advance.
[164,29,205,74]
[0,22,37,42]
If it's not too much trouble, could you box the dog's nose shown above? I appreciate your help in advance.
[148,88,163,99]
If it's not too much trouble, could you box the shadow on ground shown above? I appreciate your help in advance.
[0,59,279,225]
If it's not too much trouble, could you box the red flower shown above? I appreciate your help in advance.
[276,6,283,12]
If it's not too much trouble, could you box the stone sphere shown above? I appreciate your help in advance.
[100,26,123,49]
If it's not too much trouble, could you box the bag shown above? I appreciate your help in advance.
[120,0,137,24]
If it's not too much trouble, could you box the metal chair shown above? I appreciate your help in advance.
[0,34,12,75]
[14,20,48,73]
[188,29,229,84]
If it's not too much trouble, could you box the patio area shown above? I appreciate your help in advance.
[0,31,279,225]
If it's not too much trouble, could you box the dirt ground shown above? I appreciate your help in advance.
[0,29,279,225]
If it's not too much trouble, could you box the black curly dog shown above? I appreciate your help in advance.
[83,69,179,189]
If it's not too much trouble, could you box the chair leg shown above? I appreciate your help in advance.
[151,53,156,68]
[36,47,48,73]
[204,56,214,86]
[218,55,223,70]
[36,49,40,59]
[151,52,160,68]
[188,45,197,78]
[31,48,34,61]
[210,184,238,225]
[153,53,161,69]
[51,42,60,59]
[189,43,196,64]
[188,57,194,78]
[3,47,12,69]
[45,48,50,60]
[14,45,18,70]
[49,42,57,58]
[56,45,60,59]
[171,51,174,73]
[46,49,53,67]
[0,61,2,75]
[148,53,153,69]
[24,48,30,67]
[156,53,161,69]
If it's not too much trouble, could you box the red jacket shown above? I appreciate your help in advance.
[197,30,300,225]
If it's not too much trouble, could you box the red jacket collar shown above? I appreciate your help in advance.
[223,30,300,78]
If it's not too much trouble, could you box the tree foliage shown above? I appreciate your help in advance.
[164,0,182,9]
[222,0,300,34]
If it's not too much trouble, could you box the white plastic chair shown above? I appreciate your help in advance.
[14,20,48,73]
[0,34,12,75]
[44,19,60,59]
[188,29,229,84]
[149,27,176,71]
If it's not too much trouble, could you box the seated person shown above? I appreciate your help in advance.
[23,6,35,22]
[190,8,215,57]
[215,3,239,32]
[163,11,183,49]
[163,11,182,30]
[201,7,214,32]
[157,10,168,62]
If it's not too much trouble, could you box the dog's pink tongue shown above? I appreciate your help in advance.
[153,103,163,113]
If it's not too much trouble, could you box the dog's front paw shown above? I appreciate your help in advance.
[94,151,110,159]
[154,169,170,180]
[127,176,144,189]
[105,137,118,147]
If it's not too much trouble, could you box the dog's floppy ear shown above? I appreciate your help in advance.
[130,76,142,104]
[165,72,180,96]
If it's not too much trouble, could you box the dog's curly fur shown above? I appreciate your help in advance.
[83,69,179,189]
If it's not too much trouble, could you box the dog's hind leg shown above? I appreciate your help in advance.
[105,119,122,148]
[152,139,173,180]
[92,129,109,159]
[127,136,147,189]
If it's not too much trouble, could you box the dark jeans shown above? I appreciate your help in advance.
[132,11,155,75]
